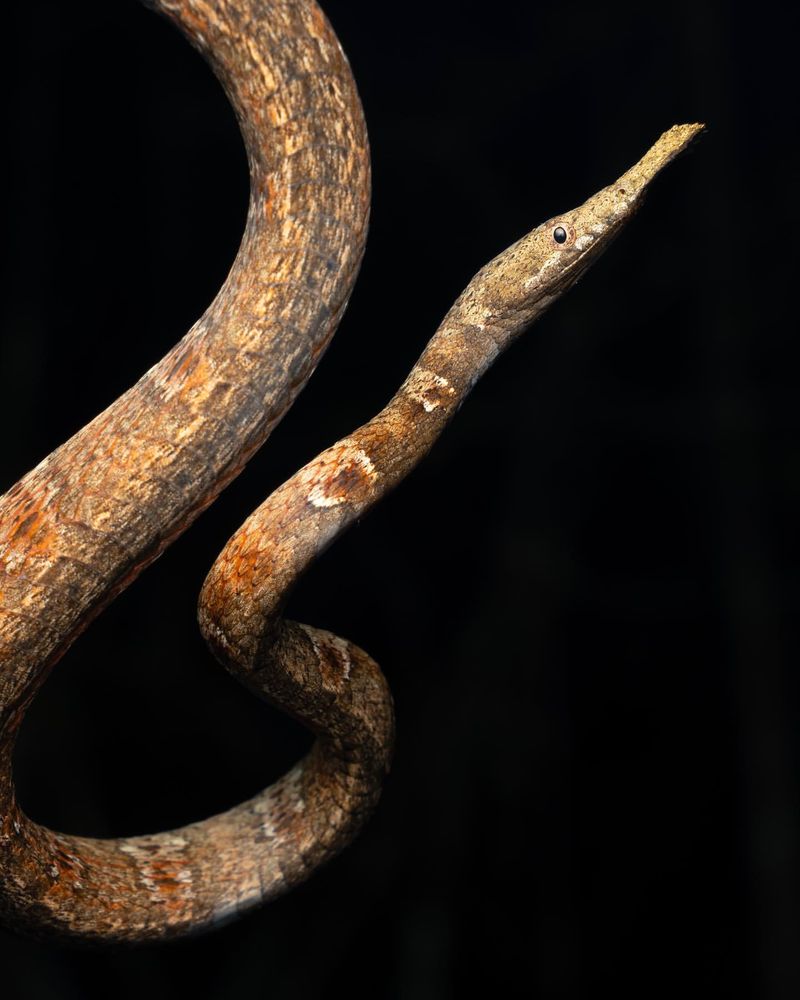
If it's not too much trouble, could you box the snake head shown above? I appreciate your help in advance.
[451,123,706,347]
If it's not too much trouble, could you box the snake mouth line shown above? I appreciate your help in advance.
[546,123,706,297]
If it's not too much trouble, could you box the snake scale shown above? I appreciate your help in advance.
[0,0,702,944]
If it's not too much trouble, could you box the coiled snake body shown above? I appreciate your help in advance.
[0,0,702,943]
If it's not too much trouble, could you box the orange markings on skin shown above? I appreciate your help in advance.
[0,0,386,945]
[3,498,59,565]
[321,458,372,501]
[264,176,277,222]
[166,353,214,400]
[310,4,328,35]
[142,860,190,896]
[299,442,377,509]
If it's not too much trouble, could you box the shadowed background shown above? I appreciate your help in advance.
[0,0,796,996]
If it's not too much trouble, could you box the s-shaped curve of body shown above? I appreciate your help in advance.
[0,0,703,944]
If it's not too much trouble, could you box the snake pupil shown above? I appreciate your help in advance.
[553,226,567,244]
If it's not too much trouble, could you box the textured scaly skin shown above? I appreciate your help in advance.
[0,0,703,944]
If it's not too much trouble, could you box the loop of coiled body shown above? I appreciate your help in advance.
[0,0,382,943]
[0,0,703,946]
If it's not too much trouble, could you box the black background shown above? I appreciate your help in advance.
[0,0,797,996]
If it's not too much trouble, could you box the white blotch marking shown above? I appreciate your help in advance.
[405,369,455,412]
[308,485,345,508]
[303,442,376,509]
[2,550,25,574]
[575,234,594,251]
[328,633,353,681]
[261,814,278,840]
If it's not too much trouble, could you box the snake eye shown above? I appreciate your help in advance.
[553,226,567,244]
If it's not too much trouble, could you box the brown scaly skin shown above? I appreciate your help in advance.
[0,0,704,945]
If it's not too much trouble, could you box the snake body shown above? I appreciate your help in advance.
[0,0,702,943]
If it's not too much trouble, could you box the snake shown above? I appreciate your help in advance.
[0,0,703,944]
